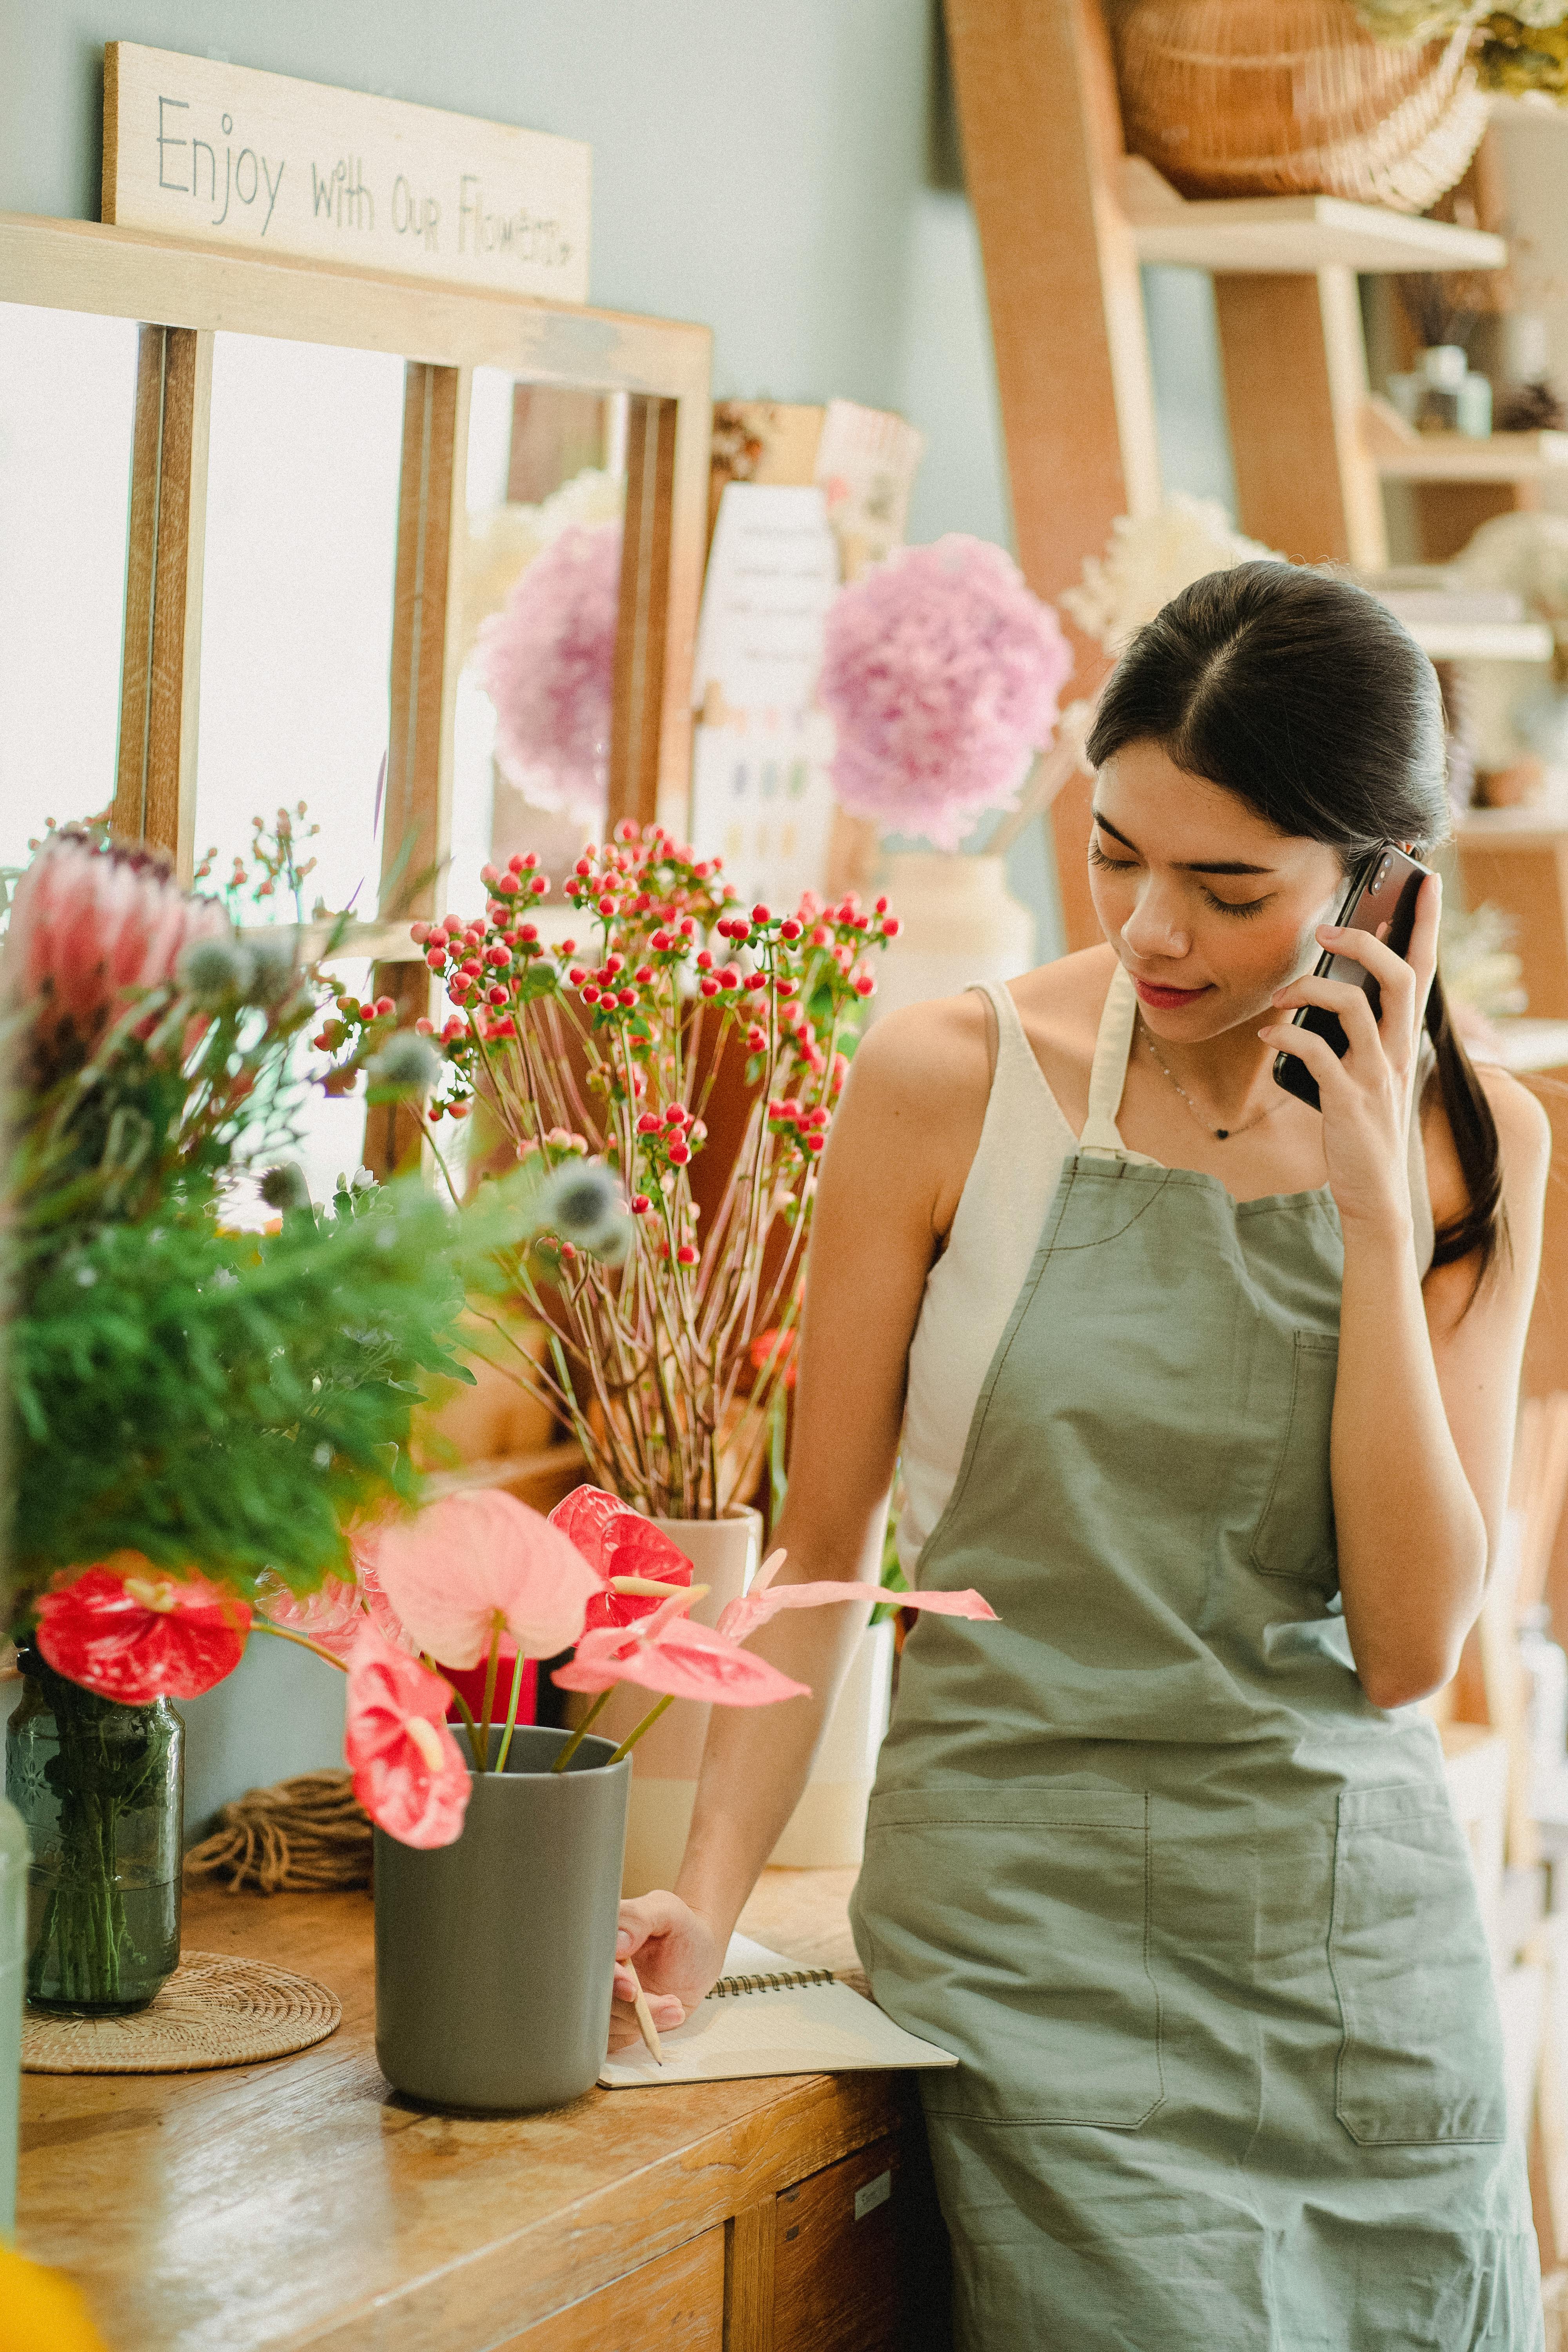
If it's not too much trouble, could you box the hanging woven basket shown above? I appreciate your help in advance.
[1114,0,1488,215]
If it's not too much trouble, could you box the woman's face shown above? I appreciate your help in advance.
[1089,739,1347,1041]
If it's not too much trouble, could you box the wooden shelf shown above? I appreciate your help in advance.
[1119,157,1509,276]
[1365,398,1568,483]
[1456,812,1568,851]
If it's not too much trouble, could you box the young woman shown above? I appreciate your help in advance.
[615,563,1552,2348]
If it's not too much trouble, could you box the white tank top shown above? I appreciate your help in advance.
[897,965,1437,1573]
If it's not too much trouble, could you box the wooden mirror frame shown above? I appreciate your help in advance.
[0,213,712,957]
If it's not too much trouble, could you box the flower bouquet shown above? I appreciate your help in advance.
[24,1482,994,2108]
[364,819,896,1526]
[1,826,483,2011]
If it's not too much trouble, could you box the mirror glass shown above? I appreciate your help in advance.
[448,370,628,911]
[0,302,138,870]
[194,333,405,924]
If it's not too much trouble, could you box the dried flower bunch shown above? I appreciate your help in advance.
[817,534,1073,850]
[1356,2,1568,102]
[1062,496,1281,659]
[323,821,895,1521]
[476,519,623,822]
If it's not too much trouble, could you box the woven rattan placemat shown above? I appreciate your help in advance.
[21,1949,341,2074]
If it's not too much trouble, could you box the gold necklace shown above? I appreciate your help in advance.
[1140,1018,1283,1144]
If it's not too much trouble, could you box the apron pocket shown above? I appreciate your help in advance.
[1329,1782,1506,2146]
[859,1784,1163,2129]
[1250,1330,1338,1585]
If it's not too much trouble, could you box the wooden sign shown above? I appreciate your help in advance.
[102,43,590,303]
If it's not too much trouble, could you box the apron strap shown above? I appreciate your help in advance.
[1080,965,1138,1156]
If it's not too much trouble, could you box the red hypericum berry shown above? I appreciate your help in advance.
[605,953,624,975]
[855,975,876,996]
[631,965,652,985]
[484,945,508,965]
[768,1100,786,1119]
[560,1242,578,1262]
[495,873,519,895]
[518,924,538,944]
[679,917,695,936]
[744,972,767,993]
[461,958,483,977]
[414,1017,435,1037]
[633,892,652,913]
[752,904,771,924]
[559,936,575,953]
[575,857,592,876]
[410,921,431,945]
[875,896,889,915]
[664,1103,688,1126]
[631,1194,651,1214]
[636,1112,660,1135]
[582,985,601,1005]
[676,1243,697,1265]
[428,1103,443,1122]
[426,949,446,971]
[882,916,900,938]
[746,1026,766,1051]
[779,919,802,941]
[695,949,713,971]
[530,876,548,896]
[806,1133,825,1155]
[776,980,797,1000]
[448,1101,470,1120]
[568,967,586,987]
[650,931,671,952]
[613,987,633,1008]
[597,895,615,916]
[699,976,719,998]
[485,985,506,1005]
[729,920,750,944]
[781,1098,802,1120]
[720,966,742,989]
[668,1138,692,1166]
[811,924,830,946]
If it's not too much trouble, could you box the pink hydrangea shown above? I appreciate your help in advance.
[476,521,622,823]
[817,536,1073,851]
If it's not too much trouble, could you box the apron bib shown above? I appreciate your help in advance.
[852,967,1541,2351]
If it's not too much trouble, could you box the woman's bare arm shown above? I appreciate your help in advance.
[607,994,989,2038]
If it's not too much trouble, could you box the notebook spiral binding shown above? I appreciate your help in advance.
[710,1965,837,2000]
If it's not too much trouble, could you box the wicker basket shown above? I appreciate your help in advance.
[1114,0,1488,215]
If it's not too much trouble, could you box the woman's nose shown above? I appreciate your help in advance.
[1121,883,1191,962]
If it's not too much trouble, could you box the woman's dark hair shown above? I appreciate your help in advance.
[1085,560,1503,1279]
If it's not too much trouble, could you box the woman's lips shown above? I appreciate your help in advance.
[1131,975,1212,1011]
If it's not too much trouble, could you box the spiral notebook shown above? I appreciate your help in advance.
[598,1933,958,2087]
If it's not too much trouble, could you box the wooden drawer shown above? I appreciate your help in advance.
[499,2225,724,2350]
[773,2132,903,2352]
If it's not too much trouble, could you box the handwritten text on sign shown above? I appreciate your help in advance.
[102,44,591,302]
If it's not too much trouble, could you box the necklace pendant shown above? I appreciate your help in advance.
[1215,1127,1229,1140]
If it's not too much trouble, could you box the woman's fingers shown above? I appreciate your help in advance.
[1270,974,1383,1061]
[1259,1016,1355,1105]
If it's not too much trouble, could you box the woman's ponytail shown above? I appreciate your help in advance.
[1423,971,1505,1280]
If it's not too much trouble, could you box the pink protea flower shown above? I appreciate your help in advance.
[548,1485,695,1631]
[365,1488,601,1671]
[476,521,622,824]
[817,535,1073,851]
[344,1620,471,1849]
[2,829,226,1069]
[34,1559,250,1702]
[552,1592,810,1708]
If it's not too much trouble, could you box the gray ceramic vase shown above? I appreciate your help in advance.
[374,1725,630,2112]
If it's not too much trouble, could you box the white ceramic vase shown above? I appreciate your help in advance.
[579,1510,762,1898]
[768,1617,894,1869]
[871,850,1036,1022]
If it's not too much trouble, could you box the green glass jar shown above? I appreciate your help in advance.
[4,1650,183,2013]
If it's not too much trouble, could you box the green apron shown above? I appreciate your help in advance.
[851,966,1541,2350]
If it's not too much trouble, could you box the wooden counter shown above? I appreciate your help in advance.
[16,1871,951,2352]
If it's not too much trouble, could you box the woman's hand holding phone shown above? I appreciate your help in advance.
[1258,869,1442,1244]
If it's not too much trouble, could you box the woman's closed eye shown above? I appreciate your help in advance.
[1201,888,1272,919]
[1088,839,1136,873]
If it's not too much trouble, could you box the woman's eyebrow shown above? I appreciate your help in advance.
[1090,808,1277,878]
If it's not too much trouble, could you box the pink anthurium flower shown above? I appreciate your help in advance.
[255,1571,365,1661]
[548,1485,694,1630]
[344,1619,471,1849]
[553,1591,810,1708]
[367,1488,601,1670]
[715,1547,998,1646]
[34,1559,251,1702]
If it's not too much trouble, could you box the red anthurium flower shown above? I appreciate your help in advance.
[552,1592,810,1707]
[367,1488,601,1671]
[34,1560,251,1702]
[344,1620,471,1849]
[715,1547,997,1647]
[548,1485,694,1631]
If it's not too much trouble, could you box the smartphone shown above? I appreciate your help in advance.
[1272,844,1432,1113]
